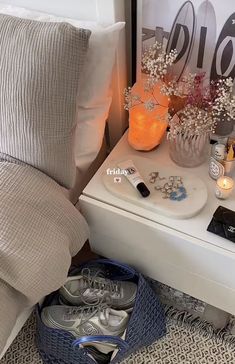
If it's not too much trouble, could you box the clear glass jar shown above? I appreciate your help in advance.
[169,132,210,168]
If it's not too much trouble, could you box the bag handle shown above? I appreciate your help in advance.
[81,258,137,280]
[72,335,129,350]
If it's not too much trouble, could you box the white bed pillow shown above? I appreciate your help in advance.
[0,4,125,174]
[0,14,91,189]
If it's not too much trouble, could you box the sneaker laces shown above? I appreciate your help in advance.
[77,268,121,306]
[63,303,110,327]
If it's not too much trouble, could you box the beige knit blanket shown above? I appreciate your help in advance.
[0,155,89,351]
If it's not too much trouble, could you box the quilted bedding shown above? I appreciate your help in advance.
[0,154,89,351]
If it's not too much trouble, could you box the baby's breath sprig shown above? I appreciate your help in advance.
[211,77,235,121]
[142,42,177,82]
[168,105,215,140]
[124,42,177,113]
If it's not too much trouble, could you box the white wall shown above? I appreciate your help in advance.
[0,0,125,23]
[0,0,98,20]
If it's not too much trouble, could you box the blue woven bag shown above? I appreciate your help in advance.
[36,259,166,363]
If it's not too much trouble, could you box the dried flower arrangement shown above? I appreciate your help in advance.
[124,42,235,140]
[168,73,235,140]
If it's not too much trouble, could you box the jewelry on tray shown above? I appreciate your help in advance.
[149,172,159,184]
[149,172,187,201]
[149,172,166,184]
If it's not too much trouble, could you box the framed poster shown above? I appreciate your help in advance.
[137,0,235,84]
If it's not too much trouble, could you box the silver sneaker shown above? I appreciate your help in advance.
[41,304,129,353]
[59,268,137,310]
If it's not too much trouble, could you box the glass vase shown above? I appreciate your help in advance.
[169,132,210,168]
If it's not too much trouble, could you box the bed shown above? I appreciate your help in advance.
[0,0,127,358]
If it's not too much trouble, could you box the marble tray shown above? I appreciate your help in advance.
[103,155,208,219]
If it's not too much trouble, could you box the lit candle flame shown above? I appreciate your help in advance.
[219,177,234,190]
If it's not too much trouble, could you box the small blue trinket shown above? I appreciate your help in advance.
[170,187,187,201]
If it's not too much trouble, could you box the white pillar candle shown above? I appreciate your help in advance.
[215,176,234,200]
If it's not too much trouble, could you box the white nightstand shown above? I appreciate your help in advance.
[79,131,235,315]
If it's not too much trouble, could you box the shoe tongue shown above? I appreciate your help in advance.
[67,277,90,294]
[99,308,110,325]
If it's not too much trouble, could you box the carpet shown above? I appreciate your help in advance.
[1,308,235,364]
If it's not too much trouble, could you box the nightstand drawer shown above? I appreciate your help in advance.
[80,195,235,315]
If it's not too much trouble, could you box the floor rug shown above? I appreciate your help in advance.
[1,308,235,364]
